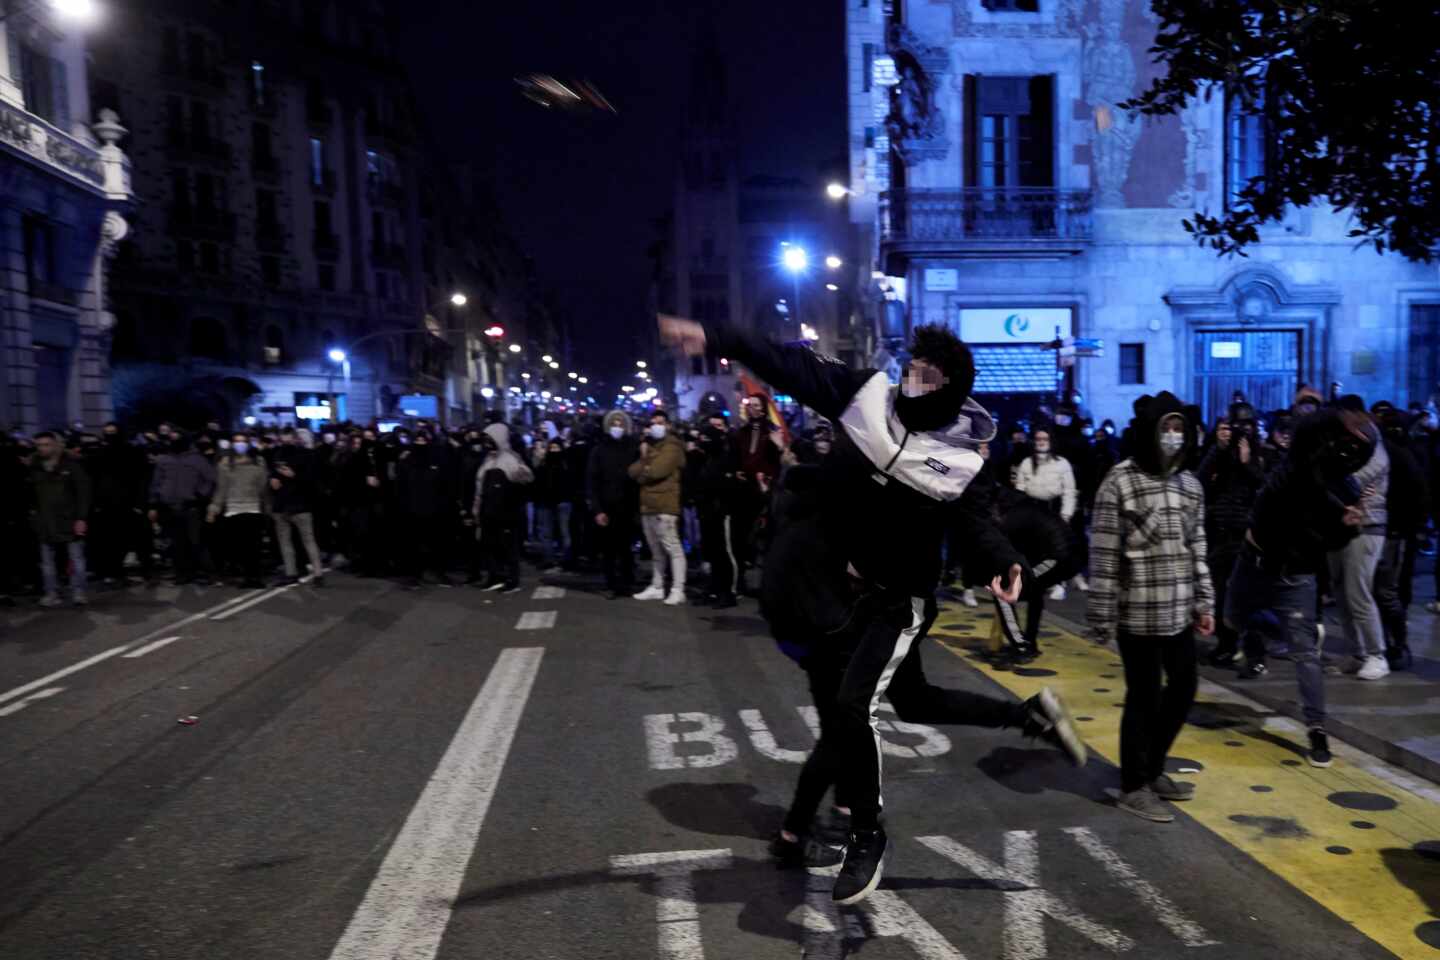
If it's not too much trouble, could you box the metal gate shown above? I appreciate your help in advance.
[1193,329,1302,426]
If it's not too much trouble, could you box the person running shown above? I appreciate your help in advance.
[660,314,1086,905]
[1087,392,1215,824]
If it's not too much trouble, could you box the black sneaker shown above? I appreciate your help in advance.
[833,827,888,905]
[1206,648,1238,667]
[1237,662,1268,679]
[767,831,806,867]
[1308,729,1333,768]
[1020,687,1088,767]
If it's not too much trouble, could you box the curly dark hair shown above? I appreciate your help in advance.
[909,324,975,395]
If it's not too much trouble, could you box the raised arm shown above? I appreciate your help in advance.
[660,314,873,422]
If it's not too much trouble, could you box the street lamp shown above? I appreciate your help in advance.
[508,343,522,354]
[825,283,839,292]
[480,386,495,399]
[327,348,347,363]
[781,245,808,331]
[542,354,554,363]
[825,182,849,200]
[578,376,588,384]
[548,360,560,370]
[49,0,102,24]
[450,292,468,307]
[521,372,531,380]
[636,360,647,369]
[825,255,843,270]
[568,371,579,380]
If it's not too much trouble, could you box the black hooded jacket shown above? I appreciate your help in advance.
[1248,410,1363,574]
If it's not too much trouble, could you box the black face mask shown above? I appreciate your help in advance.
[894,386,965,433]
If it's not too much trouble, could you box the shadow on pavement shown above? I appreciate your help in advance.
[975,745,1115,804]
[646,782,786,839]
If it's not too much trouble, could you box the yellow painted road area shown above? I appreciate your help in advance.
[930,601,1440,959]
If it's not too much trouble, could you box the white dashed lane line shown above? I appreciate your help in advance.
[515,611,558,631]
[0,686,65,718]
[122,636,182,658]
[531,586,566,600]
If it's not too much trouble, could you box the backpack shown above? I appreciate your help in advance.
[479,468,514,524]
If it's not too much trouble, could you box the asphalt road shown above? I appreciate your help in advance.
[0,572,1432,959]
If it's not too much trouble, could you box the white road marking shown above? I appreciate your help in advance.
[0,686,65,718]
[918,833,1133,959]
[802,865,967,959]
[738,709,809,763]
[1064,827,1217,946]
[136,588,269,639]
[122,636,182,658]
[515,610,558,630]
[327,646,544,960]
[644,713,739,770]
[0,646,131,707]
[531,586,566,600]
[611,849,732,960]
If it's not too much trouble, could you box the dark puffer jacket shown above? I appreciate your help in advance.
[30,454,92,544]
[586,411,639,517]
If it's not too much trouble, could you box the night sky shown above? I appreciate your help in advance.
[398,0,846,384]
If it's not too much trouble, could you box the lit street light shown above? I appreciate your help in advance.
[49,0,102,24]
[578,376,588,384]
[825,255,843,270]
[825,283,839,292]
[450,292,468,307]
[480,386,495,399]
[568,371,579,380]
[636,360,647,369]
[542,354,554,363]
[327,348,347,363]
[548,360,560,370]
[508,343,521,353]
[825,182,849,200]
[782,246,808,273]
[521,372,531,380]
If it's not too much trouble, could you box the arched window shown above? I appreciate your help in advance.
[190,316,227,360]
[263,324,285,365]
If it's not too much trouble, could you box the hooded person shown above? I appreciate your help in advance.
[628,410,688,604]
[1087,391,1215,824]
[1224,407,1372,768]
[659,313,1087,906]
[472,422,534,592]
[586,410,640,597]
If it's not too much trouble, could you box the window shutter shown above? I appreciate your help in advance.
[6,31,22,95]
[51,56,70,130]
[963,74,978,187]
[1022,74,1054,187]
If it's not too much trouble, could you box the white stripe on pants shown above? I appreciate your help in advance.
[867,597,928,812]
[641,513,686,593]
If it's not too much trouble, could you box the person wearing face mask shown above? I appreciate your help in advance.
[395,431,461,588]
[1197,403,1271,677]
[268,426,325,587]
[587,411,640,598]
[87,423,148,587]
[1225,408,1373,769]
[533,438,573,571]
[207,434,269,588]
[472,422,535,593]
[660,314,1082,905]
[628,411,688,604]
[1014,428,1078,600]
[340,430,389,577]
[1003,427,1031,490]
[694,413,740,608]
[148,433,217,586]
[1087,392,1215,823]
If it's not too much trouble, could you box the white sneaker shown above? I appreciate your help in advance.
[1356,656,1391,680]
[961,588,978,608]
[38,594,62,608]
[664,589,686,606]
[1072,574,1090,592]
[1047,585,1067,602]
[634,585,666,601]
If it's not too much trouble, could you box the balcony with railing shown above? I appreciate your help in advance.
[0,99,106,191]
[878,188,1093,265]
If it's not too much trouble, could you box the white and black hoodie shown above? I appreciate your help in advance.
[705,324,1022,604]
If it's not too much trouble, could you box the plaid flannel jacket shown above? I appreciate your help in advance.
[1086,459,1214,641]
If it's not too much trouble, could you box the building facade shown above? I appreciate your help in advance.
[0,1,133,433]
[847,0,1440,428]
[91,0,540,430]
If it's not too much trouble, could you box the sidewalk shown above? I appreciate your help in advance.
[1035,556,1440,786]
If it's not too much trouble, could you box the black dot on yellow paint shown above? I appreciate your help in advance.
[1415,921,1440,949]
[1414,841,1440,861]
[1099,674,1117,679]
[1281,759,1302,767]
[1251,785,1274,793]
[1094,688,1110,693]
[1225,740,1244,747]
[1325,846,1352,855]
[1076,716,1094,722]
[1351,821,1375,830]
[1327,791,1398,812]
[1014,667,1058,677]
[1112,702,1125,708]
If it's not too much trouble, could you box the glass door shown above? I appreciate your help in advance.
[1193,329,1302,426]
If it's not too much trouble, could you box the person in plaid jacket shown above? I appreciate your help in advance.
[1087,391,1215,823]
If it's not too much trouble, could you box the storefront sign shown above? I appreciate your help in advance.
[295,404,332,420]
[1210,341,1242,359]
[925,268,958,291]
[958,307,1072,344]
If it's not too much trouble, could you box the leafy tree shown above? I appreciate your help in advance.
[1123,0,1438,262]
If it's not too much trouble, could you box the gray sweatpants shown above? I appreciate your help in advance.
[1327,533,1385,659]
[273,511,323,579]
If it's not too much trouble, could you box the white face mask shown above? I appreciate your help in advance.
[323,433,335,444]
[648,424,667,440]
[232,441,249,456]
[1055,414,1072,427]
[1159,431,1185,456]
[609,426,625,440]
[1081,426,1094,438]
[217,439,231,450]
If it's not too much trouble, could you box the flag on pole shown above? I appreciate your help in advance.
[737,373,790,447]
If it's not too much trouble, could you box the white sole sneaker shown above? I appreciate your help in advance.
[1037,687,1088,767]
[664,592,685,606]
[634,587,666,601]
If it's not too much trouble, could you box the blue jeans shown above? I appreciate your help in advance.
[534,504,573,565]
[40,540,87,598]
[1224,545,1327,729]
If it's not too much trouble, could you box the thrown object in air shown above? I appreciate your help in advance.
[515,74,617,114]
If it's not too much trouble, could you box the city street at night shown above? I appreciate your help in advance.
[2,576,1438,959]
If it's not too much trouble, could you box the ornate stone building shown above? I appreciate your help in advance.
[0,2,133,432]
[847,0,1440,426]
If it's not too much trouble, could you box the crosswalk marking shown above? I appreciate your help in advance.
[0,686,65,718]
[515,611,557,630]
[122,636,182,658]
[611,849,733,960]
[326,647,544,960]
[531,586,566,600]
